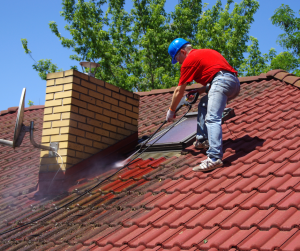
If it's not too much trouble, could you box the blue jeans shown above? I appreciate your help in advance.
[196,71,240,160]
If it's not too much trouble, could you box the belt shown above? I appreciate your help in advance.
[214,70,237,78]
[205,70,236,93]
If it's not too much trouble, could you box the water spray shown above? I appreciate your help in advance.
[47,152,65,191]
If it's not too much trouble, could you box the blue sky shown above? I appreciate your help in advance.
[0,0,299,111]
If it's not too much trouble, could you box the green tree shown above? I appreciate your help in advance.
[270,4,300,76]
[239,37,276,76]
[239,38,300,77]
[196,0,259,70]
[270,51,300,75]
[22,0,260,90]
[271,4,300,57]
[28,100,34,107]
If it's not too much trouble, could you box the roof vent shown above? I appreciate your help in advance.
[0,88,58,156]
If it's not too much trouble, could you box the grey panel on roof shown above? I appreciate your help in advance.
[144,113,197,151]
[147,116,197,145]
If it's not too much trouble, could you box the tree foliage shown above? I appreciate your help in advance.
[28,100,34,107]
[21,38,62,80]
[196,0,259,70]
[271,4,300,57]
[33,59,62,80]
[239,37,276,76]
[269,4,300,76]
[23,0,262,90]
[239,4,300,77]
[270,51,300,76]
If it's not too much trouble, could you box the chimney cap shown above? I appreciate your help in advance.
[80,62,100,77]
[80,62,100,68]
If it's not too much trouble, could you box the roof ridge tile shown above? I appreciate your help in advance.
[283,75,300,85]
[266,69,287,77]
[274,71,293,81]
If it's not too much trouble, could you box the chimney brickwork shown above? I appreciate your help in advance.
[40,70,139,172]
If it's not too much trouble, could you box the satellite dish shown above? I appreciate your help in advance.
[0,88,26,148]
[0,88,58,154]
[13,88,26,148]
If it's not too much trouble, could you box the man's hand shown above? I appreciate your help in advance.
[166,108,176,122]
[186,89,199,100]
[187,87,206,99]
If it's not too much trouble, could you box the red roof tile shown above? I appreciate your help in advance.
[1,70,300,250]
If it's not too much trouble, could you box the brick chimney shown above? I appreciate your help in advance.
[40,70,139,172]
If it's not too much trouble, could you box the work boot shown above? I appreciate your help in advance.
[193,139,209,149]
[192,157,223,172]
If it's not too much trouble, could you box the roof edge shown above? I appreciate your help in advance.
[0,105,45,116]
[136,84,204,96]
[268,69,300,87]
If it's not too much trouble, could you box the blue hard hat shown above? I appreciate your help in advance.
[168,38,190,64]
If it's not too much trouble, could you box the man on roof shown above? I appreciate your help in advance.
[166,38,240,171]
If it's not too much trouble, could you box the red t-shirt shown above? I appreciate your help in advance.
[178,49,237,86]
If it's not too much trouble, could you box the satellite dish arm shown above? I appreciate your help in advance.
[0,88,58,154]
[0,139,13,147]
[0,121,56,152]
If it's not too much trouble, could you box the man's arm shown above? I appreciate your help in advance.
[170,84,187,111]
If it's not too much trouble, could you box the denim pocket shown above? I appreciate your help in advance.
[212,73,240,100]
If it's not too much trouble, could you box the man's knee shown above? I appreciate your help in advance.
[205,113,222,124]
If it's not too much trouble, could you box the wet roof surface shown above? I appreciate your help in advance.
[1,70,300,250]
[0,107,43,201]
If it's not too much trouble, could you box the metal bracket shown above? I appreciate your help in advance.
[22,125,30,132]
[30,121,58,154]
[49,142,59,157]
